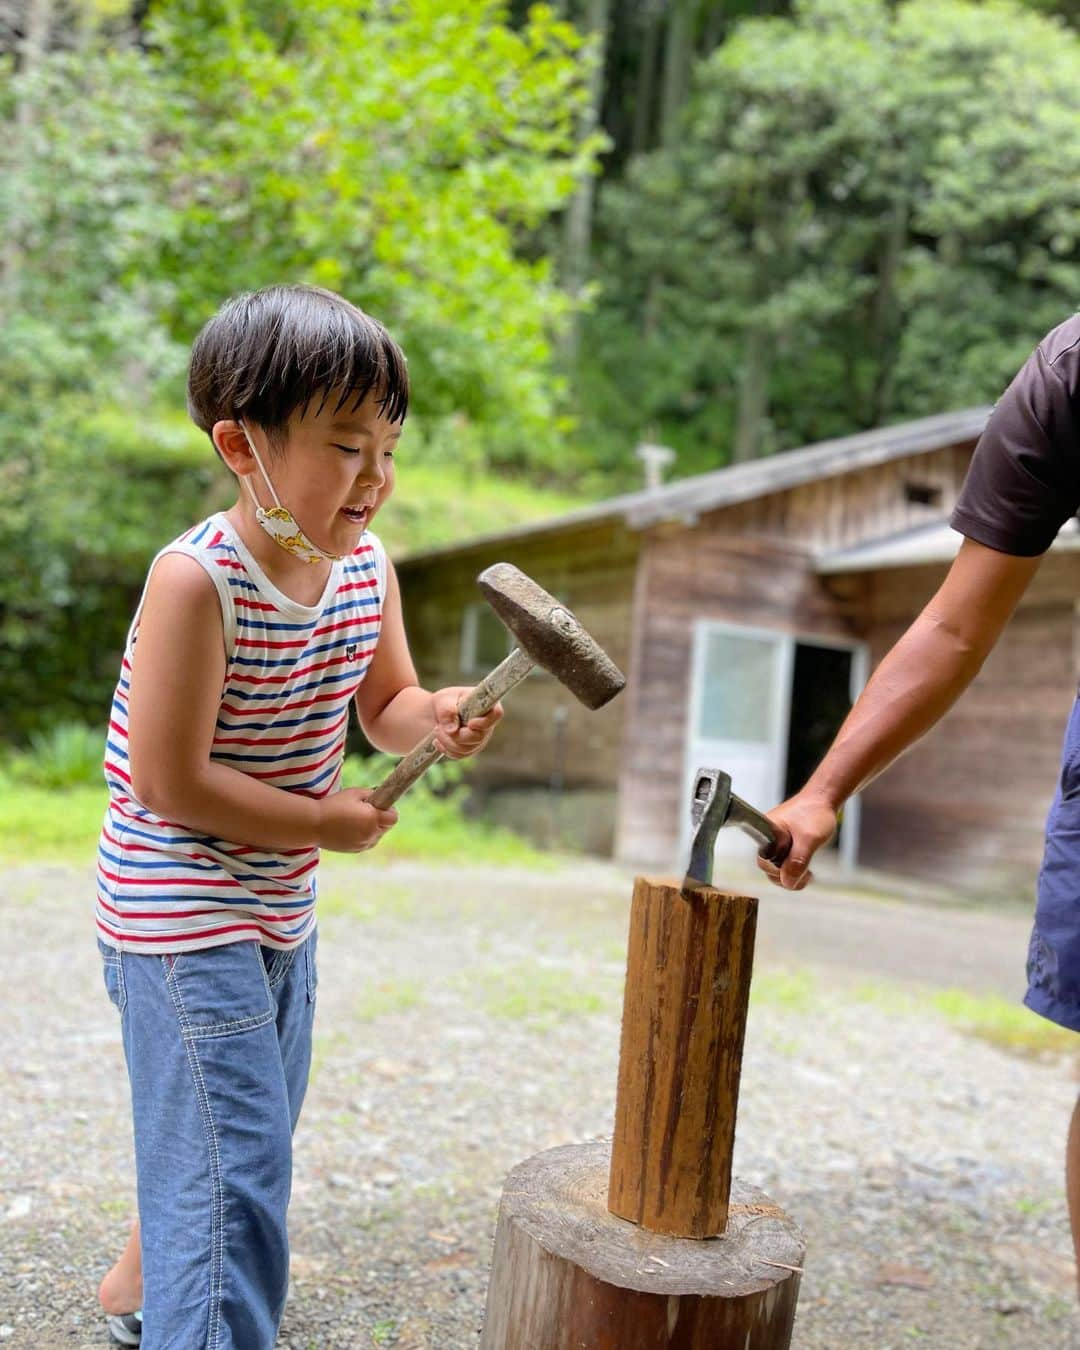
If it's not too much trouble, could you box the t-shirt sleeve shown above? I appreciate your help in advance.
[950,342,1080,556]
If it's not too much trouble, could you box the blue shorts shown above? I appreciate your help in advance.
[1027,695,1080,1032]
[98,930,317,1349]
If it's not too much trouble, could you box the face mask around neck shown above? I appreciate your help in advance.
[238,422,344,565]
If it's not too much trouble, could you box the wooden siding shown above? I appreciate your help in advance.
[856,552,1080,893]
[614,526,866,867]
[396,522,640,792]
[723,443,974,554]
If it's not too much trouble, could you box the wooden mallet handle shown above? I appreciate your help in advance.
[368,647,534,810]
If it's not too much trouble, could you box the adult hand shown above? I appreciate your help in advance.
[756,790,840,891]
[431,686,504,759]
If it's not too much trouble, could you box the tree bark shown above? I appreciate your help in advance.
[608,877,758,1237]
[481,1140,804,1350]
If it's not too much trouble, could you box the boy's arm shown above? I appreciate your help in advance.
[355,559,502,757]
[126,554,396,852]
[760,538,1042,889]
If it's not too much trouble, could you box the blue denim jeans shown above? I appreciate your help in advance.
[98,930,318,1349]
[1028,695,1080,1032]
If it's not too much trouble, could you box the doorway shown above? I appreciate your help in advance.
[684,622,867,868]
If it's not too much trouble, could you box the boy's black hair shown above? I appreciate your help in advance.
[187,284,409,452]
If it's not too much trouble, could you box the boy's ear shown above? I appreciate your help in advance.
[212,420,257,478]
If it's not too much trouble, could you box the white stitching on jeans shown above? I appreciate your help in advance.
[184,1011,275,1040]
[166,967,224,1350]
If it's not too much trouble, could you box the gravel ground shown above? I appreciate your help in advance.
[3,856,1080,1349]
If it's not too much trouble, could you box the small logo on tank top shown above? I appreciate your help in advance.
[346,643,358,661]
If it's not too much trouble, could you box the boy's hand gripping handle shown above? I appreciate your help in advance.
[368,648,534,810]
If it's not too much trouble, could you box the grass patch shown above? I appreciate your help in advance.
[0,778,548,869]
[377,461,584,556]
[929,988,1078,1059]
[749,967,818,1013]
[355,979,425,1022]
[316,883,418,923]
[0,784,106,862]
[466,962,614,1027]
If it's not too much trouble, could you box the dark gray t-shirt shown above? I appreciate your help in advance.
[951,314,1080,556]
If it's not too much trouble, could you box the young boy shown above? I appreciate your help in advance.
[93,283,503,1348]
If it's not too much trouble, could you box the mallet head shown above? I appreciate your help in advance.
[477,563,625,710]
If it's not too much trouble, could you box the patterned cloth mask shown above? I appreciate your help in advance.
[239,423,344,565]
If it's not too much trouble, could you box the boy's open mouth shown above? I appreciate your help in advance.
[340,504,371,525]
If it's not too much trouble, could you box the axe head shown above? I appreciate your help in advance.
[681,769,733,896]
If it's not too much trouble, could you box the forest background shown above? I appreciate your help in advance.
[3,0,1080,745]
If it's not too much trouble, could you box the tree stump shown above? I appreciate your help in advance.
[480,877,806,1349]
[479,1139,804,1350]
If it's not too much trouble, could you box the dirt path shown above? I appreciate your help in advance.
[1,857,1078,1348]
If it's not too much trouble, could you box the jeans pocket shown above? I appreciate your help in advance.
[305,926,318,1004]
[163,940,275,1040]
[264,947,297,991]
[98,939,127,1015]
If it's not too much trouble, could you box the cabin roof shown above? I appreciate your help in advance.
[398,406,991,566]
[816,516,1080,574]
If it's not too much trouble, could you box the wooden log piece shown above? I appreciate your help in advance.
[608,877,757,1238]
[480,1139,804,1350]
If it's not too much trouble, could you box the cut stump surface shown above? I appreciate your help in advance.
[481,1139,805,1350]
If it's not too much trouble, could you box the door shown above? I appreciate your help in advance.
[683,623,794,862]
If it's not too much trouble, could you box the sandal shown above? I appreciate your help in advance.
[105,1311,142,1346]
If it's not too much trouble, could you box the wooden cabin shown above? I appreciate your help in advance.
[395,408,1080,896]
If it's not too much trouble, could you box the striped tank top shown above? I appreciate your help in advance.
[95,511,385,954]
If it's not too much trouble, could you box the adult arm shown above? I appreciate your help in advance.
[759,538,1042,889]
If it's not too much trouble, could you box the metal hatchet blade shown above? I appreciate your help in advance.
[680,767,789,898]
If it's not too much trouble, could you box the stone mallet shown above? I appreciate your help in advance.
[369,562,626,810]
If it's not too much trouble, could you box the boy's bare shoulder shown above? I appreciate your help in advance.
[142,550,222,628]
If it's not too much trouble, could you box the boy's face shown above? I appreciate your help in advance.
[264,387,401,553]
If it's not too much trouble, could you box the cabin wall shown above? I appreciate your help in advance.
[396,523,640,852]
[855,552,1080,895]
[613,524,867,868]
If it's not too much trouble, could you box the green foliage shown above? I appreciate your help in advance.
[338,752,549,866]
[579,0,1080,479]
[148,0,594,473]
[4,722,105,790]
[0,1,601,740]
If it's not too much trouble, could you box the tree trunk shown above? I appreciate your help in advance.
[631,0,662,155]
[1,0,53,324]
[481,874,804,1348]
[561,0,610,362]
[608,877,757,1237]
[659,0,693,148]
[481,1140,804,1350]
[867,197,909,426]
[732,321,771,462]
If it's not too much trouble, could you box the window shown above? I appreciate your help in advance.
[904,481,943,508]
[460,602,514,674]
